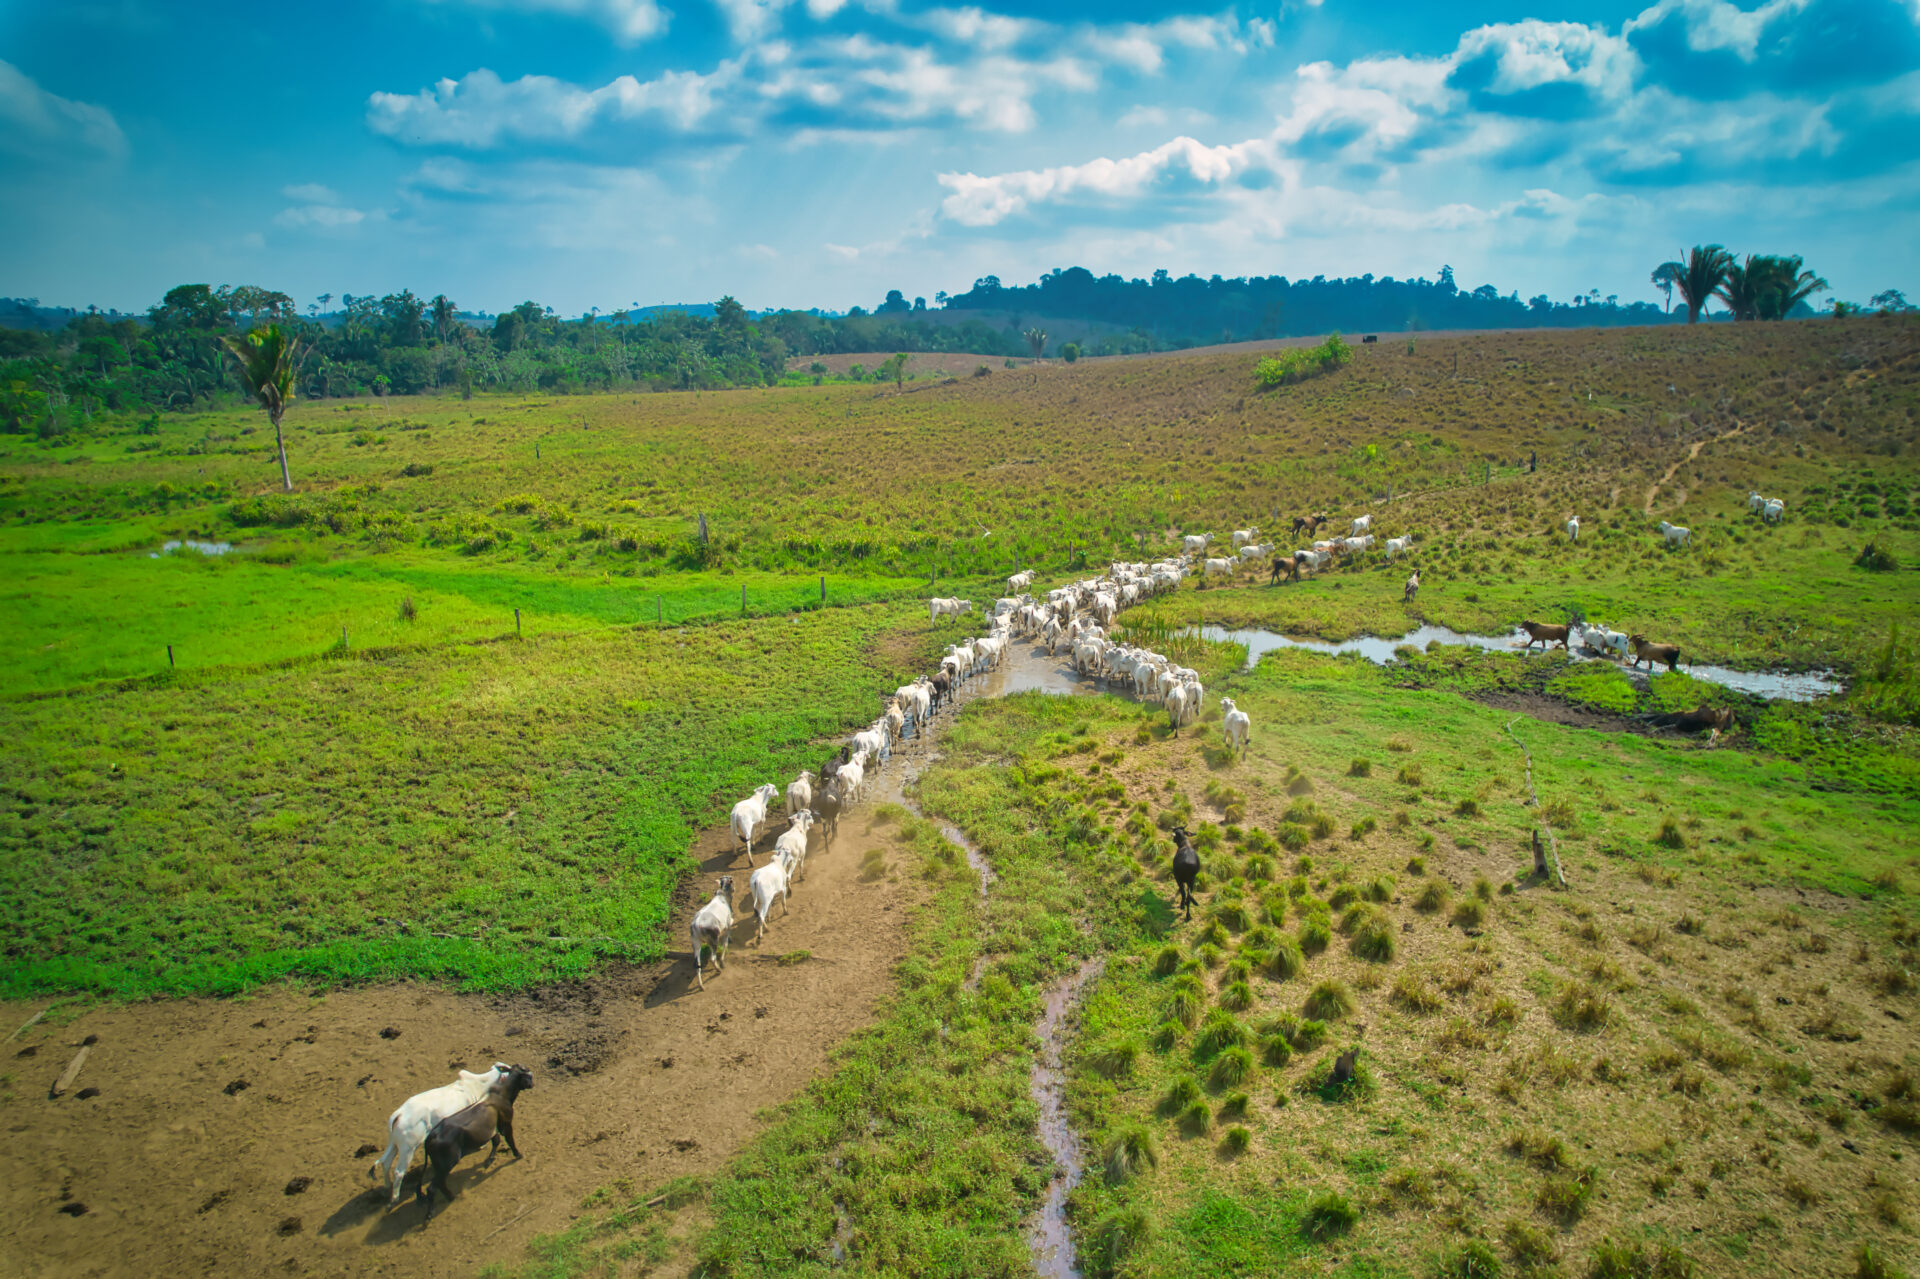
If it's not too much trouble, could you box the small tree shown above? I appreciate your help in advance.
[1024,328,1048,360]
[1062,342,1081,364]
[881,352,909,388]
[1657,246,1734,324]
[221,324,304,492]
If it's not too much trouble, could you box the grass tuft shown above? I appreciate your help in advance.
[1102,1124,1160,1185]
[1301,1190,1359,1239]
[1415,880,1451,914]
[1305,980,1357,1021]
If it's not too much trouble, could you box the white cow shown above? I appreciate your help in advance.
[730,783,781,866]
[1349,514,1372,537]
[746,859,790,945]
[1008,569,1035,593]
[1566,517,1579,543]
[1204,557,1236,578]
[1231,527,1259,549]
[1657,521,1692,547]
[690,876,735,991]
[1181,534,1209,554]
[369,1063,513,1205]
[1385,536,1412,560]
[1221,697,1251,759]
[1762,500,1785,525]
[1747,491,1766,513]
[785,772,813,822]
[773,811,815,884]
[929,597,973,625]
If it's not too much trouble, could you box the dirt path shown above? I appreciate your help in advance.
[0,806,924,1279]
[1642,424,1745,514]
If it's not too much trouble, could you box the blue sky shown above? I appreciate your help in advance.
[2,0,1916,315]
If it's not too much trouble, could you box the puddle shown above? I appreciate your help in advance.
[1027,957,1104,1279]
[1186,624,1843,702]
[941,827,995,899]
[150,539,233,558]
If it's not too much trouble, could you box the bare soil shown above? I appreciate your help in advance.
[785,351,1009,378]
[0,812,920,1279]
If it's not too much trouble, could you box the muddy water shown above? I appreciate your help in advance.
[149,539,233,557]
[1187,623,1843,702]
[1027,958,1103,1279]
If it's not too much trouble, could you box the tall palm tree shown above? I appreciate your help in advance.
[1024,327,1048,360]
[430,294,457,344]
[1657,246,1734,324]
[222,324,304,492]
[1750,256,1827,320]
[1715,259,1760,322]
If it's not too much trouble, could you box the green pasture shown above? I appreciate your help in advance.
[509,652,1916,1276]
[0,602,943,997]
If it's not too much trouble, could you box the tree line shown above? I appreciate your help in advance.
[0,285,1030,436]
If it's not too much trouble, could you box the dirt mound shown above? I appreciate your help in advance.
[0,811,921,1279]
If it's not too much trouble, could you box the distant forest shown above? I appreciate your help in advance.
[0,263,1698,432]
[936,265,1679,345]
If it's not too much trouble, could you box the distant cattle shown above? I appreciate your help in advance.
[1362,335,1378,344]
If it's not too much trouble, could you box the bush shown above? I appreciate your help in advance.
[1436,1242,1504,1278]
[1300,919,1332,955]
[1305,980,1356,1020]
[1301,1189,1359,1238]
[1856,1244,1907,1279]
[1856,542,1901,572]
[1210,1045,1254,1088]
[1350,909,1398,963]
[1269,934,1305,980]
[1255,334,1354,389]
[1218,1092,1251,1120]
[1102,1125,1160,1184]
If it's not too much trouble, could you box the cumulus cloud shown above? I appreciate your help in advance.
[939,135,1259,225]
[367,63,740,146]
[424,0,669,44]
[282,182,341,203]
[0,59,126,162]
[274,182,371,230]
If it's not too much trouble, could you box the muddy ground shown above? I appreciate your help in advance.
[0,807,921,1279]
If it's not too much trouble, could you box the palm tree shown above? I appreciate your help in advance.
[222,324,304,492]
[1751,256,1827,320]
[1650,262,1681,314]
[430,294,457,344]
[1715,260,1760,322]
[1024,327,1048,361]
[1656,246,1734,324]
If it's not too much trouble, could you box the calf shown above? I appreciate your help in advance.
[1170,825,1200,922]
[417,1065,534,1222]
[1403,570,1420,604]
[1519,620,1570,653]
[1628,634,1682,672]
[1565,517,1579,543]
[1269,554,1299,584]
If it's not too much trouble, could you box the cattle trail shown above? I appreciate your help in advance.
[1643,424,1746,514]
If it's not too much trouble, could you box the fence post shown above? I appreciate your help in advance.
[741,584,747,615]
[342,625,348,651]
[167,644,174,668]
[657,596,663,626]
[820,575,826,602]
[515,608,521,635]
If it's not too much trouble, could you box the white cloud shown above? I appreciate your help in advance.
[425,0,669,43]
[1454,19,1638,100]
[275,204,369,229]
[1118,105,1168,128]
[367,63,739,146]
[939,135,1257,225]
[0,59,126,161]
[282,182,341,203]
[1624,0,1812,60]
[712,0,796,42]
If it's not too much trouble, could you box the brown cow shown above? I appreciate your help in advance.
[1519,620,1570,652]
[1646,704,1734,733]
[1628,634,1682,672]
[1269,554,1300,584]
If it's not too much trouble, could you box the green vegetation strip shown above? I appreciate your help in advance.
[0,604,934,998]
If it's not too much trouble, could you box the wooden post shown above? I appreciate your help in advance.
[820,575,826,602]
[515,608,521,635]
[167,645,174,668]
[741,584,747,614]
[342,625,348,651]
[657,596,663,626]
[1532,829,1549,878]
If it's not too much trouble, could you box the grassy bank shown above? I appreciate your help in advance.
[517,647,1918,1276]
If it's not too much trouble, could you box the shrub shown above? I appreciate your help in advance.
[1436,1242,1504,1278]
[397,596,417,622]
[1102,1125,1160,1184]
[1210,1046,1254,1088]
[1161,1076,1202,1113]
[1269,934,1305,980]
[1856,1244,1908,1279]
[1329,884,1359,911]
[1351,816,1378,839]
[1456,798,1482,817]
[1196,1010,1251,1058]
[1856,542,1900,572]
[1536,1167,1598,1222]
[1305,980,1357,1020]
[1415,880,1451,914]
[1288,1017,1330,1051]
[1092,1207,1153,1273]
[1351,910,1398,963]
[1089,1039,1141,1079]
[1301,1189,1359,1239]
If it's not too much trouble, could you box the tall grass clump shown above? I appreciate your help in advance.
[1305,980,1357,1020]
[1103,1125,1160,1184]
[1301,1189,1359,1238]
